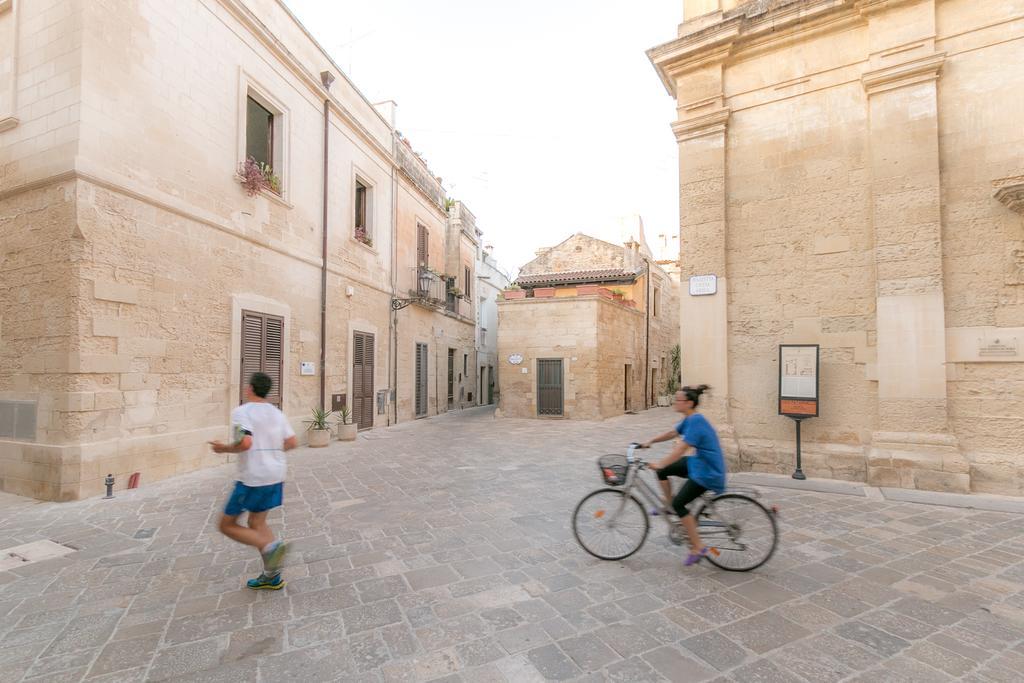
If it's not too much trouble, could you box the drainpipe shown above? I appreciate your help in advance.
[644,255,651,410]
[319,71,335,411]
[390,129,399,426]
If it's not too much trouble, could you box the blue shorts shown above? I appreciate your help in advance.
[224,481,283,516]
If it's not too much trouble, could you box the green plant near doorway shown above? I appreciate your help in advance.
[665,343,681,395]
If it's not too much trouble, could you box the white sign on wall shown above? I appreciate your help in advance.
[508,353,524,365]
[688,274,718,296]
[300,362,316,376]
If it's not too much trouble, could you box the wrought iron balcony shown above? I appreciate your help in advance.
[412,266,446,304]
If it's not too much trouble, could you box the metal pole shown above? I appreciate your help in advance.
[104,474,115,499]
[792,418,806,480]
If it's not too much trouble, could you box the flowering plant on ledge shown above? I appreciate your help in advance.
[354,225,373,247]
[239,156,281,196]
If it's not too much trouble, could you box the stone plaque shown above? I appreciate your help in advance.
[688,274,717,296]
[978,337,1019,357]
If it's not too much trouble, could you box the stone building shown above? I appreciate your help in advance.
[0,0,486,500]
[475,243,512,406]
[648,0,1024,494]
[497,231,680,420]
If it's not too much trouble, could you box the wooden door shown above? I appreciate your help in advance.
[415,343,428,417]
[241,310,283,408]
[352,332,374,429]
[537,359,563,416]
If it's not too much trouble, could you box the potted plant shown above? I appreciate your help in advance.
[576,284,600,296]
[354,225,373,247]
[533,287,556,298]
[502,285,526,300]
[610,288,626,301]
[239,156,281,197]
[336,406,357,441]
[306,407,332,447]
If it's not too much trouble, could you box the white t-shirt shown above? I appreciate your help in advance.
[230,401,295,487]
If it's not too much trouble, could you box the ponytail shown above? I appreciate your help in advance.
[682,384,710,407]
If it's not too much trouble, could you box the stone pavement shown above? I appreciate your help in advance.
[1,406,1023,682]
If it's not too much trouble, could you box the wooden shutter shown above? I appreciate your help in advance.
[417,225,429,267]
[352,332,374,429]
[264,316,283,407]
[362,333,375,428]
[353,333,365,427]
[240,310,283,409]
[415,343,427,417]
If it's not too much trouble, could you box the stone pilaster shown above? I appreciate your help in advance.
[860,1,967,492]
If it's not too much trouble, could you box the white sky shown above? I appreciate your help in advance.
[284,0,681,276]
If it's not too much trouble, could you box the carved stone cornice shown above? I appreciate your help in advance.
[861,52,945,95]
[994,175,1024,215]
[672,108,730,143]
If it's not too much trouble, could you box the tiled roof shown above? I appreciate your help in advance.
[516,268,638,286]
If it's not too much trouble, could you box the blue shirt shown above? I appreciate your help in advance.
[675,413,726,493]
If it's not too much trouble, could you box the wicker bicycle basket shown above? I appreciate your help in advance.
[597,454,629,486]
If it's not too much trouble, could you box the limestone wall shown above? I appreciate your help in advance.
[651,0,1024,493]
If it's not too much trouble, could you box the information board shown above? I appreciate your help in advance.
[778,344,819,417]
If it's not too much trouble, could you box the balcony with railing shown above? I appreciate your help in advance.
[409,267,447,306]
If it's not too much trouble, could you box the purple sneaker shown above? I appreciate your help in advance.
[684,547,717,566]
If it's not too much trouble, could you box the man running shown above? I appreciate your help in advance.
[209,371,295,589]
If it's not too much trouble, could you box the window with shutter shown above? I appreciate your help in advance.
[417,224,429,267]
[240,310,284,409]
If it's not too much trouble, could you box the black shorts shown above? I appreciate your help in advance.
[655,457,707,518]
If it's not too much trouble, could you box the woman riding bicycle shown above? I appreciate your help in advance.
[641,384,726,566]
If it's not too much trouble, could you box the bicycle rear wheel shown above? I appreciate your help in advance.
[572,488,649,561]
[695,493,777,572]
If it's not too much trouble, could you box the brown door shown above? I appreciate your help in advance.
[624,364,631,411]
[352,332,374,429]
[537,359,563,416]
[241,310,283,408]
[651,369,657,406]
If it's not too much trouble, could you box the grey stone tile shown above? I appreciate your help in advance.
[163,605,249,645]
[87,633,160,677]
[526,643,581,681]
[859,609,938,640]
[258,642,354,682]
[455,636,504,667]
[720,613,811,654]
[643,644,718,682]
[680,631,748,671]
[405,565,460,591]
[356,575,409,602]
[835,620,910,657]
[291,584,360,616]
[480,606,523,630]
[557,634,620,672]
[727,659,804,682]
[350,631,391,672]
[890,597,964,627]
[44,610,123,657]
[341,598,403,634]
[495,623,551,654]
[681,594,754,625]
[288,613,345,648]
[224,623,284,660]
[147,637,226,682]
[905,640,978,678]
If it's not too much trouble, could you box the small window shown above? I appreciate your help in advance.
[246,96,274,169]
[354,178,372,246]
[463,353,468,375]
[464,265,472,301]
[653,287,660,317]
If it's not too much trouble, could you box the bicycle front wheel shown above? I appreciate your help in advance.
[572,488,649,561]
[696,493,778,572]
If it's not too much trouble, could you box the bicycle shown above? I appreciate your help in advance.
[571,443,779,571]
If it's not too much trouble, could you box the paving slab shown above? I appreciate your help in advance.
[0,406,1022,681]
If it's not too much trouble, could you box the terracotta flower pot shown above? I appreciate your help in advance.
[308,429,331,448]
[533,287,556,298]
[576,285,600,296]
[503,289,526,300]
[598,288,614,299]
